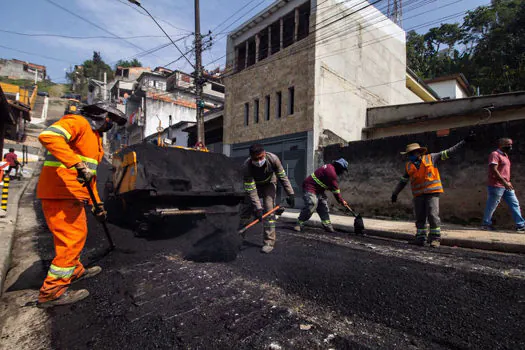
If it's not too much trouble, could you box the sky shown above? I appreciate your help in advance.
[0,0,491,83]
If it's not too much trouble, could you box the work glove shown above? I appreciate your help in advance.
[75,162,94,184]
[391,194,398,203]
[464,130,476,143]
[254,208,264,222]
[286,194,295,208]
[92,202,107,223]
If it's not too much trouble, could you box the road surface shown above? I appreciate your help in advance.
[1,180,525,349]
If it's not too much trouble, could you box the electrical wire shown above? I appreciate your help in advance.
[0,44,73,64]
[0,28,188,40]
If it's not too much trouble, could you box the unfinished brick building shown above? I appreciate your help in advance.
[223,0,425,201]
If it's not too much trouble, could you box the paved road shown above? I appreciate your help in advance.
[1,185,525,349]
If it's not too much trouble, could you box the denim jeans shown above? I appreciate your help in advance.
[482,186,525,228]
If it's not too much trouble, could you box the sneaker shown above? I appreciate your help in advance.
[481,225,496,231]
[322,224,335,233]
[293,225,302,232]
[37,289,90,308]
[261,245,274,254]
[517,226,525,233]
[72,266,102,284]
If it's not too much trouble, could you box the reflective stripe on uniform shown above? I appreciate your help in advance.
[332,189,341,194]
[412,185,443,195]
[400,176,409,183]
[47,264,75,279]
[255,174,273,185]
[311,173,328,189]
[276,170,286,178]
[264,220,276,228]
[440,150,449,160]
[243,181,256,192]
[40,125,72,142]
[321,220,331,225]
[416,228,428,237]
[43,152,98,174]
[429,227,441,236]
[412,180,441,190]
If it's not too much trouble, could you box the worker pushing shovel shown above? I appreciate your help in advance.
[294,158,364,234]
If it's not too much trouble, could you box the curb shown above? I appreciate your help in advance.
[0,177,33,295]
[279,215,525,255]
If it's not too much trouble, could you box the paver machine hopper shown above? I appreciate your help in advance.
[103,143,245,239]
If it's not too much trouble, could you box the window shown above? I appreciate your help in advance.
[247,38,256,67]
[244,103,249,126]
[211,83,225,93]
[276,92,282,119]
[259,31,269,61]
[298,1,311,41]
[237,44,246,71]
[270,21,281,54]
[254,99,259,124]
[283,12,295,48]
[287,87,295,115]
[265,95,270,121]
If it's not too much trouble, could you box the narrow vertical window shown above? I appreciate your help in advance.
[288,86,294,115]
[276,91,282,119]
[254,99,259,124]
[265,95,270,121]
[244,103,249,126]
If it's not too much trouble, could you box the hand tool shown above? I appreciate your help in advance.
[85,180,116,250]
[238,205,285,236]
[344,203,365,235]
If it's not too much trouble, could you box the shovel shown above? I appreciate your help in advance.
[344,203,365,235]
[238,205,285,237]
[85,179,116,251]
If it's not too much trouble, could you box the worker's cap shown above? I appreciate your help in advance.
[82,102,127,126]
[334,158,349,170]
[400,143,428,155]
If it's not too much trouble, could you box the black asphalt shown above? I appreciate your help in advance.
[9,198,525,349]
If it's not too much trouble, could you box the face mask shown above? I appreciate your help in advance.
[408,155,420,162]
[502,146,512,153]
[252,158,266,167]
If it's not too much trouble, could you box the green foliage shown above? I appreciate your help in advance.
[115,58,143,69]
[407,0,525,95]
[65,51,115,98]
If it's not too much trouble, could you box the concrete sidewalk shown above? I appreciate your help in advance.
[280,209,525,254]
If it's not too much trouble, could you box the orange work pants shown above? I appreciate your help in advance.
[39,199,88,302]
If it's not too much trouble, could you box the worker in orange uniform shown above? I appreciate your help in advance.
[36,102,126,308]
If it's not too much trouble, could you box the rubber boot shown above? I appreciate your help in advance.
[37,289,90,308]
[261,245,274,254]
[428,235,441,248]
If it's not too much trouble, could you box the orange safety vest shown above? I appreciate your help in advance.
[405,154,443,197]
[36,114,103,202]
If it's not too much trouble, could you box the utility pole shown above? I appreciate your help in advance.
[195,0,205,145]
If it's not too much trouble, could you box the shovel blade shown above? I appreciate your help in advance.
[354,215,365,235]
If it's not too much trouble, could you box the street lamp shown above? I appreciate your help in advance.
[127,0,193,68]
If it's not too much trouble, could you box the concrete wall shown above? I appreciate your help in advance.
[0,60,45,82]
[427,80,468,99]
[143,97,195,138]
[366,92,525,139]
[313,0,415,147]
[324,121,525,229]
[223,37,315,145]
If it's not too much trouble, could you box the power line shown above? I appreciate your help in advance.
[210,0,262,34]
[0,28,188,40]
[43,0,154,55]
[0,44,73,64]
[114,0,193,34]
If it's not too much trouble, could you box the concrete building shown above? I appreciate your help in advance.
[223,0,424,197]
[425,74,472,100]
[109,70,225,152]
[0,59,46,82]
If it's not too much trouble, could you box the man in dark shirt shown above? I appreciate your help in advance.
[241,144,295,253]
[4,148,21,178]
[294,158,349,233]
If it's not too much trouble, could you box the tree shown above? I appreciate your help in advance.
[66,51,115,99]
[115,59,143,69]
[406,0,524,95]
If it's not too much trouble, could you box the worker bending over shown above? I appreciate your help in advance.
[36,102,126,308]
[294,158,350,233]
[241,144,295,254]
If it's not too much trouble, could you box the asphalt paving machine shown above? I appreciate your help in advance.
[103,143,245,238]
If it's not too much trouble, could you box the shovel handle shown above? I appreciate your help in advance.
[238,205,281,235]
[344,203,359,217]
[85,180,116,250]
